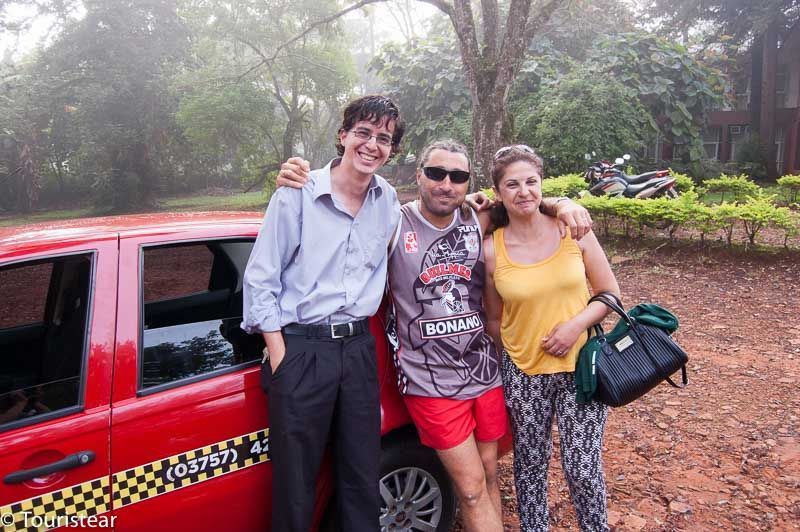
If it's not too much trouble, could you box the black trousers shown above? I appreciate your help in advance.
[265,331,380,532]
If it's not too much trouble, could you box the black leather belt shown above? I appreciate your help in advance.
[283,318,370,339]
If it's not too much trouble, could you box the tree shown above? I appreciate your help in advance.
[34,0,189,211]
[644,0,799,178]
[435,0,563,182]
[644,0,800,45]
[520,70,653,175]
[181,0,356,187]
[0,60,43,213]
[370,29,472,157]
[590,33,727,169]
[272,0,565,185]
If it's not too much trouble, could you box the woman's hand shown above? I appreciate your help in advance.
[542,319,584,357]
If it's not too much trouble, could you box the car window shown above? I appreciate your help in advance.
[0,262,52,329]
[140,240,263,391]
[0,254,92,430]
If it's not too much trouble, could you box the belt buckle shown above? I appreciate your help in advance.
[331,322,353,339]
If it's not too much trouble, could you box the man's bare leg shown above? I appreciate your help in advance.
[477,439,502,519]
[436,435,503,532]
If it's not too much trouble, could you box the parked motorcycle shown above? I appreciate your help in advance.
[584,153,678,199]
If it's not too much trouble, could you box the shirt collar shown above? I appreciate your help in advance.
[312,158,383,200]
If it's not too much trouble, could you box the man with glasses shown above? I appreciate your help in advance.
[241,95,404,531]
[275,134,593,531]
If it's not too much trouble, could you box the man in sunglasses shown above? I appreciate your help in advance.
[275,136,593,531]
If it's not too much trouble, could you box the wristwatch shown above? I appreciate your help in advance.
[261,346,270,364]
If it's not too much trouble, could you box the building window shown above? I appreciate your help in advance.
[642,132,663,163]
[729,125,751,161]
[735,77,751,111]
[775,67,787,109]
[140,240,263,391]
[776,128,785,175]
[703,127,721,160]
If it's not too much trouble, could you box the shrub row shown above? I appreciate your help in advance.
[777,175,800,204]
[543,170,800,207]
[537,171,800,248]
[576,190,799,247]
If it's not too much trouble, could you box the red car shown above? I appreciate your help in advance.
[0,212,485,531]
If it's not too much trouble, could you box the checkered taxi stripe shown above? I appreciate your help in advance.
[112,428,270,508]
[0,477,110,532]
[1,429,269,531]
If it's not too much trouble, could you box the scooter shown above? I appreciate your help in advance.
[584,153,678,199]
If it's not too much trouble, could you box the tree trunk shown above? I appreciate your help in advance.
[17,143,38,213]
[447,0,557,187]
[759,21,778,179]
[271,0,561,184]
[472,93,507,188]
[283,115,299,162]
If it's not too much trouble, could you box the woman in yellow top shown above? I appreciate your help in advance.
[484,145,620,532]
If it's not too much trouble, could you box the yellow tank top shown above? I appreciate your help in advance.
[493,227,590,375]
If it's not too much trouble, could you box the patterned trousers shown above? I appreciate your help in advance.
[502,353,609,532]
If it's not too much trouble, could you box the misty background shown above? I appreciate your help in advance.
[0,0,795,216]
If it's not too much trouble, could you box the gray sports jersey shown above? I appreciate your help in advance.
[387,201,501,399]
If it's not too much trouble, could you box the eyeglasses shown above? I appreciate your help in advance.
[350,128,393,147]
[422,166,471,184]
[494,144,536,159]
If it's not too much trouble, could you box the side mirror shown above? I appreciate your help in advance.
[623,154,631,161]
[584,153,591,160]
[615,157,625,165]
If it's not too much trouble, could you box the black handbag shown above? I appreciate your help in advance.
[579,292,688,407]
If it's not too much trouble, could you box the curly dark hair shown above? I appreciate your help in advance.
[489,146,545,229]
[336,95,406,157]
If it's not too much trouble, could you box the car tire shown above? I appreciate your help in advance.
[318,432,457,532]
[379,434,457,532]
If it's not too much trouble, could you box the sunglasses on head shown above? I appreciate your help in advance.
[494,144,536,159]
[422,166,471,184]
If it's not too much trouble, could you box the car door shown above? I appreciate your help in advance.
[110,228,271,530]
[0,241,117,531]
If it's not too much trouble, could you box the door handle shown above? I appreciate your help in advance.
[3,450,95,484]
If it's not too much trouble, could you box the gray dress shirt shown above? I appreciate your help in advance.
[241,159,400,333]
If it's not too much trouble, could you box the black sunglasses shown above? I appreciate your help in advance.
[422,166,471,184]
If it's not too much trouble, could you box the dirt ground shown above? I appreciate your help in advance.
[459,237,800,531]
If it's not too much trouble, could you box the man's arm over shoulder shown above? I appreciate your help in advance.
[241,187,303,334]
[540,197,593,240]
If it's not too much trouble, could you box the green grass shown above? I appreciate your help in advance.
[0,191,270,228]
[160,191,268,212]
[0,207,96,228]
[700,185,782,205]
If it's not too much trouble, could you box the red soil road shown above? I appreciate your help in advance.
[457,238,800,531]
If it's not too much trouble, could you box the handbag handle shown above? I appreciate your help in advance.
[588,292,688,389]
[588,292,634,328]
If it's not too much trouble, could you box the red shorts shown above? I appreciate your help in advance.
[403,386,507,450]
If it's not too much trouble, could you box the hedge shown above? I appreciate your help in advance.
[541,173,586,198]
[777,175,800,205]
[576,189,799,248]
[490,170,800,248]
